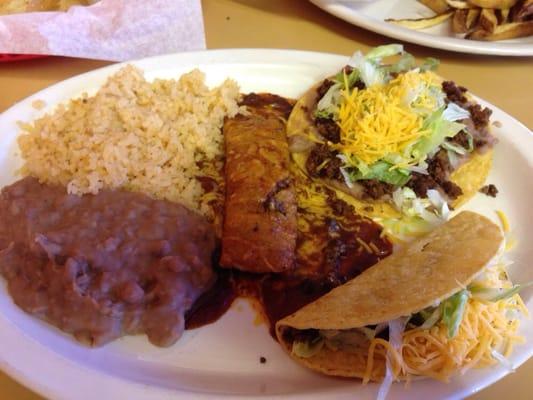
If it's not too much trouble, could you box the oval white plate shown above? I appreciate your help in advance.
[0,49,532,400]
[309,0,533,56]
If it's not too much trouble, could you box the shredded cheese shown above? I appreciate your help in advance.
[336,71,442,166]
[360,258,526,383]
[496,210,510,233]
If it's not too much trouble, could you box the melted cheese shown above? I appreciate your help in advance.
[336,71,442,165]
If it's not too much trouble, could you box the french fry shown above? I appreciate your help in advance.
[446,0,475,9]
[468,0,519,9]
[452,9,470,32]
[466,8,482,28]
[385,11,454,29]
[466,20,533,39]
[479,8,499,32]
[497,8,511,23]
[511,0,533,21]
[418,0,451,14]
[388,0,533,41]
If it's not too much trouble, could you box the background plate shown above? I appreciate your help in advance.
[309,0,533,56]
[0,49,532,400]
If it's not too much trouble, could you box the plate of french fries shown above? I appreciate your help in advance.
[310,0,533,55]
[0,1,99,15]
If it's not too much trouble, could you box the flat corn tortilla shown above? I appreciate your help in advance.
[287,82,493,220]
[276,211,503,378]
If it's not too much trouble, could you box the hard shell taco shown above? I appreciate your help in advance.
[276,211,528,395]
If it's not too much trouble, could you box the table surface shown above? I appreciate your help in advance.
[0,0,531,399]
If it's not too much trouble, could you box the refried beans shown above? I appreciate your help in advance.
[0,177,216,347]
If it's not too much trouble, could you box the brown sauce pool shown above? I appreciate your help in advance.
[186,214,392,337]
[187,92,393,337]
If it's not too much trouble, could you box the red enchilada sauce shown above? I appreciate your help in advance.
[187,93,392,334]
[185,93,392,336]
[186,201,392,336]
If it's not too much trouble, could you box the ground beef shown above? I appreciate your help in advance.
[448,130,470,149]
[406,172,438,198]
[442,81,468,104]
[340,65,366,90]
[473,135,489,148]
[322,157,343,181]
[480,184,498,197]
[407,150,463,200]
[352,79,366,90]
[306,144,329,176]
[314,117,341,143]
[342,65,354,75]
[316,79,334,99]
[428,149,453,184]
[468,103,492,129]
[305,144,343,181]
[325,189,355,218]
[359,179,395,200]
[441,181,463,200]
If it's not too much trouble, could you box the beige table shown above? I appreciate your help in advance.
[0,1,531,399]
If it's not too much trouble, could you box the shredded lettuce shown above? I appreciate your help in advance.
[339,167,355,189]
[406,77,446,117]
[318,45,406,119]
[392,187,448,223]
[347,161,410,186]
[292,338,324,358]
[313,45,452,187]
[426,189,450,220]
[441,290,469,338]
[315,82,342,118]
[409,107,465,162]
[383,52,416,75]
[381,216,435,241]
[365,44,404,60]
[420,57,440,72]
[382,187,449,241]
[443,102,470,122]
[491,349,515,373]
[347,44,404,88]
[314,108,334,119]
[320,329,370,352]
[447,149,461,169]
[377,318,407,400]
[334,68,361,90]
[442,140,467,155]
[348,51,384,88]
[419,307,442,330]
[442,131,473,157]
[469,282,533,302]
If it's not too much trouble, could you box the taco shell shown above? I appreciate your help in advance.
[275,211,503,379]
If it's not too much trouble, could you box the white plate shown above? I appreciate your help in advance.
[310,0,533,56]
[0,49,532,400]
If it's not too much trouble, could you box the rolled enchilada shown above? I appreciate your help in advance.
[221,93,297,273]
